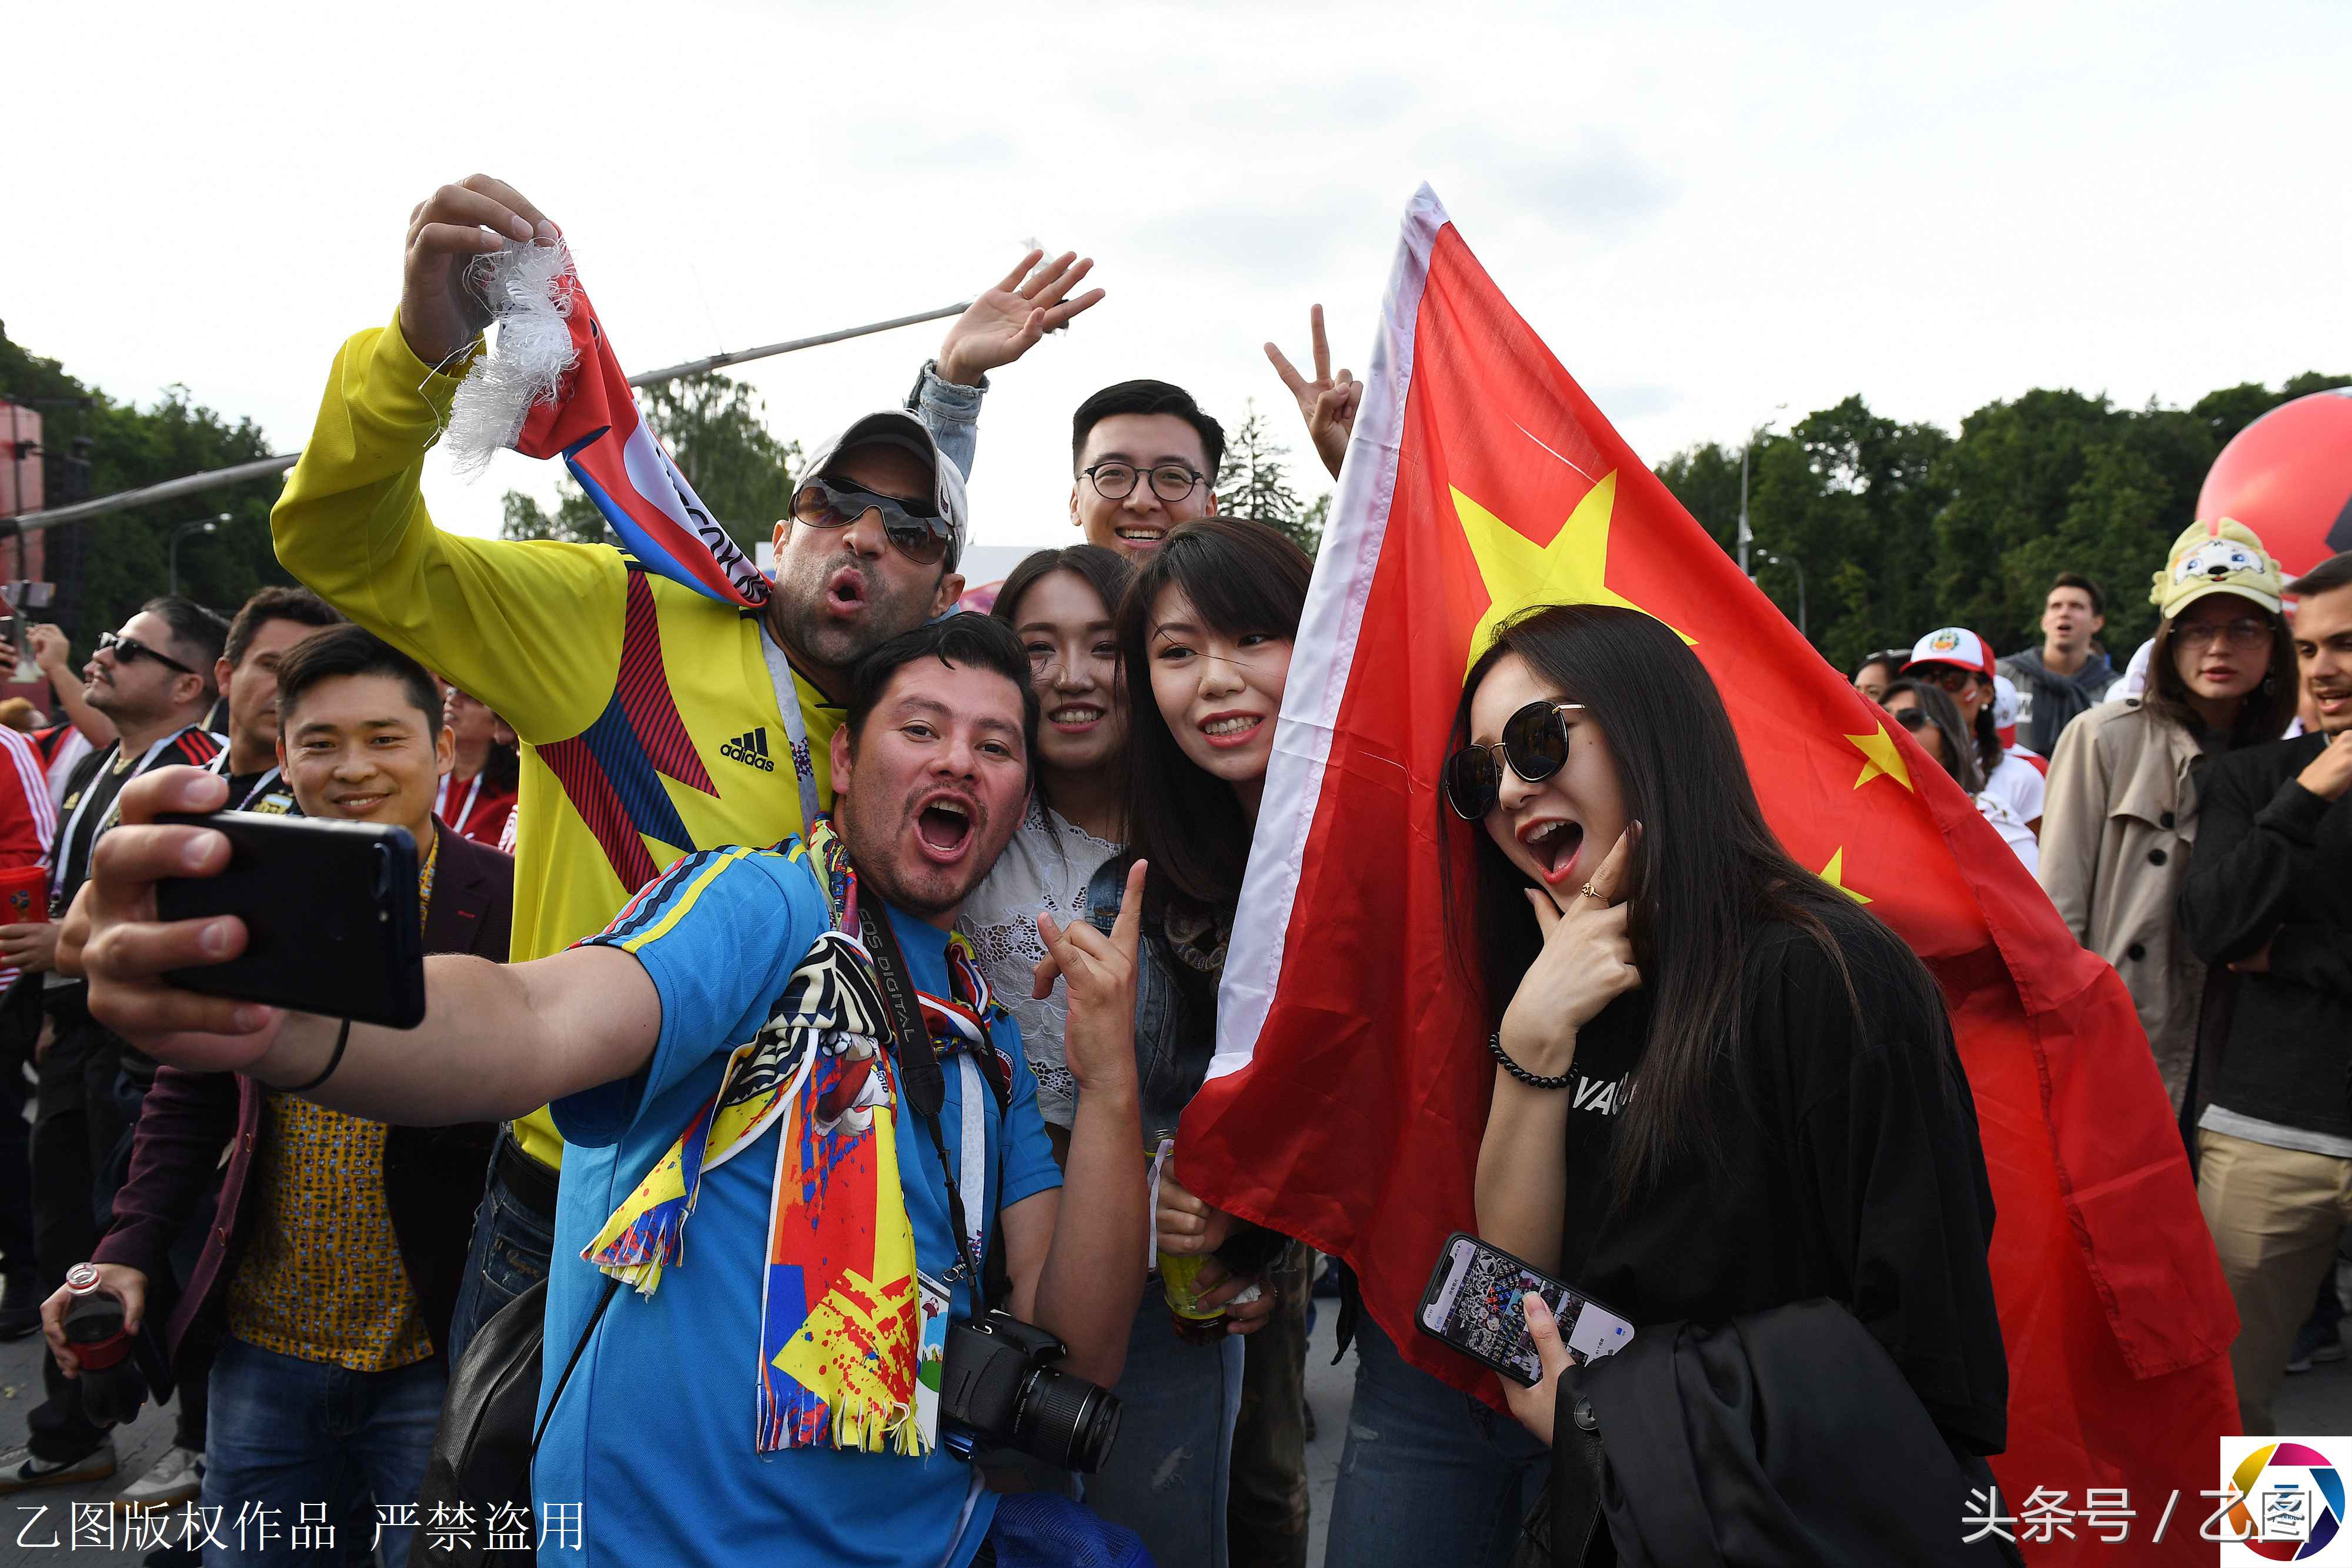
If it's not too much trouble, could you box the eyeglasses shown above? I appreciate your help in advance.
[1444,701,1586,821]
[1891,706,1932,733]
[96,631,197,677]
[2173,617,2272,651]
[790,476,953,566]
[1920,666,1989,697]
[1081,462,1205,504]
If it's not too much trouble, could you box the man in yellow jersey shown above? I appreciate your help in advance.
[271,174,1106,1360]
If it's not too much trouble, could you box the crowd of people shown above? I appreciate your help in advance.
[0,169,2338,1568]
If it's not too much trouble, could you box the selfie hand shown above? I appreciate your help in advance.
[78,766,288,1071]
[1503,1292,1574,1440]
[1498,824,1641,1075]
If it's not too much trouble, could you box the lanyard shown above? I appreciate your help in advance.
[205,751,283,812]
[56,731,180,902]
[436,771,485,833]
[756,625,824,829]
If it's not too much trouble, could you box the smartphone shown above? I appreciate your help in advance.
[1416,1232,1636,1386]
[155,812,426,1029]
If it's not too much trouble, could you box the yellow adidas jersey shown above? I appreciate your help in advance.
[274,316,841,1167]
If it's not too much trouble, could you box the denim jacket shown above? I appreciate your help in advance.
[1085,858,1216,1140]
[904,360,983,481]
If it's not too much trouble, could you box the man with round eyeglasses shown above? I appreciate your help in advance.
[1068,379,1225,562]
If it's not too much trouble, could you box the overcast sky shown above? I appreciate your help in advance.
[6,1,2345,565]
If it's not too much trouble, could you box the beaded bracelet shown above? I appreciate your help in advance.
[1486,1029,1572,1090]
[282,1020,353,1094]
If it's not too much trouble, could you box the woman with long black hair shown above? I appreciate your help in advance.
[1329,603,2010,1566]
[960,545,1135,1153]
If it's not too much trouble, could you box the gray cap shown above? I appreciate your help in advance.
[799,410,970,572]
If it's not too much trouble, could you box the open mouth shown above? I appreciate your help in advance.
[1519,818,1586,885]
[1113,526,1166,550]
[914,795,975,862]
[335,793,392,815]
[2316,688,2351,716]
[1199,711,1264,750]
[824,566,869,616]
[1048,703,1106,731]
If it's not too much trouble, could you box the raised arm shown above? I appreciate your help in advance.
[64,767,661,1125]
[28,625,118,750]
[270,175,619,748]
[2177,746,2338,965]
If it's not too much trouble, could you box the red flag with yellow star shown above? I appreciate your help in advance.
[1181,188,2237,1555]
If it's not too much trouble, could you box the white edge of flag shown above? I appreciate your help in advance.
[1206,184,1452,1084]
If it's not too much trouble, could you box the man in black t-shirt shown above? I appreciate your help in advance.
[205,587,344,815]
[2183,554,2352,1434]
[0,597,225,1493]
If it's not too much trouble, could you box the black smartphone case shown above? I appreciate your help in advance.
[1415,1229,1584,1387]
[155,811,426,1029]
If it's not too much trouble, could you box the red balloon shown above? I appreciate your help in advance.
[2196,389,2352,579]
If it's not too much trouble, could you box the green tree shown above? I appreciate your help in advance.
[0,333,295,649]
[501,371,801,552]
[1214,399,1322,557]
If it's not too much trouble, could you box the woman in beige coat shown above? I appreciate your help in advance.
[2039,518,2298,1118]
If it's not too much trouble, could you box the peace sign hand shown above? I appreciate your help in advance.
[1264,304,1361,481]
[1497,825,1642,1079]
[937,250,1108,387]
[1033,859,1146,1099]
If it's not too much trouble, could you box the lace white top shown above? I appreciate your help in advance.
[959,797,1124,1129]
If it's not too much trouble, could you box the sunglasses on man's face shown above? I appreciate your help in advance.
[789,476,953,566]
[1444,700,1586,821]
[96,631,197,677]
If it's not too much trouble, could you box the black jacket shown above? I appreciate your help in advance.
[1529,1300,2022,1567]
[2177,733,2352,1136]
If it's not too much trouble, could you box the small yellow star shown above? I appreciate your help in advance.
[1846,722,1915,793]
[1454,472,1689,677]
[1817,848,1871,904]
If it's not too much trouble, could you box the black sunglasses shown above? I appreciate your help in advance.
[1891,706,1932,733]
[790,476,953,567]
[1444,701,1585,821]
[97,631,197,677]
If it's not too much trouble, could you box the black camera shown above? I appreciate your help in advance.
[937,1310,1121,1473]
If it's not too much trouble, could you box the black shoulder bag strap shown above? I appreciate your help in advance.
[532,1275,622,1456]
[857,901,995,1302]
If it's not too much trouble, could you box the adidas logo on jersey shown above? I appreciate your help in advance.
[721,728,775,772]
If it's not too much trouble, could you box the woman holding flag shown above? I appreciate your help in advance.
[1322,602,2012,1564]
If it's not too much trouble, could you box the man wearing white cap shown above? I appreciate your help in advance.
[270,173,1107,1364]
[1903,627,2046,864]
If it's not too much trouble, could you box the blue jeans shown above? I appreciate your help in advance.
[1323,1313,1551,1568]
[201,1336,446,1567]
[1081,1280,1245,1568]
[445,1147,556,1369]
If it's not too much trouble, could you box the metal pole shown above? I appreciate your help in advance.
[168,515,225,597]
[9,303,971,531]
[1737,444,1752,576]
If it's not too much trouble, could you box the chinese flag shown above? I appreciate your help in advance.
[1181,189,2237,1559]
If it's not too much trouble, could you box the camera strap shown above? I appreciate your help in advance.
[857,899,989,1296]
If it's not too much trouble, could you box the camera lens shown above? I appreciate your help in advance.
[1017,1369,1122,1475]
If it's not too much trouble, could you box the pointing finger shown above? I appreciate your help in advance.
[1584,822,1639,907]
[1110,859,1148,959]
[1310,303,1331,382]
[1264,341,1309,397]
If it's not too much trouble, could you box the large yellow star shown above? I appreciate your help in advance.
[1817,848,1872,904]
[1845,721,1915,793]
[1455,473,1689,677]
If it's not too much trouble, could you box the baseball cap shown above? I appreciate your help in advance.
[797,410,971,572]
[1903,627,1996,680]
[2150,517,2283,621]
[1992,674,2021,747]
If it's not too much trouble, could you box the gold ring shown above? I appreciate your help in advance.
[1581,881,1600,901]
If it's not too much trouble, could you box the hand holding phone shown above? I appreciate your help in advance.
[1417,1232,1635,1387]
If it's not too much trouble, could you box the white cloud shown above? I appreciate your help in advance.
[4,0,2345,579]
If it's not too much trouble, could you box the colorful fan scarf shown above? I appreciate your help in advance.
[582,821,1011,1455]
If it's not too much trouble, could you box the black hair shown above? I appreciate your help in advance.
[223,586,343,671]
[992,546,1135,821]
[2049,572,2106,619]
[1880,678,1983,791]
[139,596,229,700]
[1850,647,1908,683]
[845,613,1039,767]
[273,625,444,735]
[2145,597,2299,748]
[1118,519,1312,913]
[1071,380,1225,477]
[2288,552,2352,600]
[1441,604,1954,1199]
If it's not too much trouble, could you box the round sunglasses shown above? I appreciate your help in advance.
[1444,700,1585,820]
[789,476,954,566]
